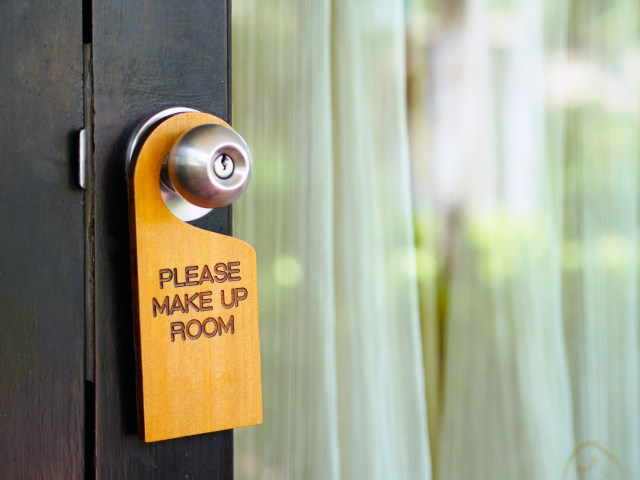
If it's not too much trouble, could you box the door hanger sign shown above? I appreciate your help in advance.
[126,110,262,442]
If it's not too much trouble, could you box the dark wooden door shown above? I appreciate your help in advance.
[1,1,233,477]
[0,2,84,477]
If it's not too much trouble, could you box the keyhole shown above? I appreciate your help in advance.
[213,153,235,179]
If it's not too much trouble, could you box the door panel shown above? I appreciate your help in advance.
[0,2,234,476]
[0,1,85,477]
[91,0,233,476]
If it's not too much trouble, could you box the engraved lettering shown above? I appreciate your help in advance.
[221,287,248,309]
[199,291,213,311]
[202,317,218,337]
[152,296,170,317]
[227,261,241,281]
[184,292,200,313]
[199,264,214,285]
[185,319,202,340]
[214,263,228,282]
[168,316,235,342]
[151,291,219,317]
[172,268,186,287]
[170,322,185,342]
[159,263,244,288]
[184,265,199,286]
[221,289,235,309]
[159,269,173,289]
[170,295,186,315]
[234,287,248,304]
[217,315,234,334]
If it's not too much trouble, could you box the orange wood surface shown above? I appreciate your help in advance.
[128,112,262,442]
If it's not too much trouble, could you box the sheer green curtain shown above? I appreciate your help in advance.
[233,0,639,478]
[233,0,430,478]
[409,0,639,478]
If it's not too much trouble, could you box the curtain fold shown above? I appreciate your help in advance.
[233,0,431,478]
[562,0,640,475]
[331,1,431,478]
[232,1,340,478]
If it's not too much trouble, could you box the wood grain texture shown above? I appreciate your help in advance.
[92,0,234,476]
[129,112,262,442]
[0,1,84,478]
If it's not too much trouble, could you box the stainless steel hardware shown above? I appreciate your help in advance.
[79,128,87,189]
[126,108,253,221]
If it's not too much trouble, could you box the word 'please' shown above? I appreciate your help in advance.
[159,262,241,289]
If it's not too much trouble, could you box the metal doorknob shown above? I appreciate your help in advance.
[163,124,252,208]
[126,108,253,222]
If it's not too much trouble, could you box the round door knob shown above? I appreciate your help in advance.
[126,108,250,221]
[165,124,252,208]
